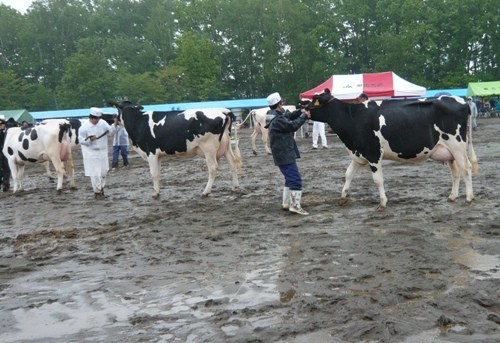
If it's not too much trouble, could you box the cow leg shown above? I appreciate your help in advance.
[250,130,259,155]
[147,155,161,199]
[66,153,76,189]
[262,130,272,155]
[448,155,474,203]
[43,161,55,181]
[203,153,218,196]
[340,160,364,205]
[224,147,241,192]
[51,158,66,193]
[8,161,20,193]
[457,157,474,204]
[371,164,387,210]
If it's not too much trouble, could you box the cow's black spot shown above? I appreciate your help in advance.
[18,132,24,142]
[370,165,378,173]
[30,129,38,140]
[24,127,32,135]
[18,151,28,161]
[456,135,462,142]
[22,138,30,150]
[441,133,449,140]
[7,147,13,156]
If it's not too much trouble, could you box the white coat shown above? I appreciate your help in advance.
[78,119,116,177]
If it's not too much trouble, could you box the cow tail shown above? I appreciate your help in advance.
[58,123,71,143]
[225,112,242,173]
[467,113,479,175]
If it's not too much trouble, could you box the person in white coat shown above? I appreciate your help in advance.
[311,121,328,149]
[78,107,116,199]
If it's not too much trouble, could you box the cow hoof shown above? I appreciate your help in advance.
[57,189,63,195]
[201,193,210,197]
[337,198,349,206]
[377,205,386,212]
[447,197,456,203]
[152,193,160,199]
[252,150,257,156]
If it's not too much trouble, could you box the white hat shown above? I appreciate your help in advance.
[90,107,103,117]
[267,92,282,106]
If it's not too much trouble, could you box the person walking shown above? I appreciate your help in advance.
[467,97,478,131]
[78,107,116,199]
[111,114,129,170]
[266,92,311,215]
[311,121,328,149]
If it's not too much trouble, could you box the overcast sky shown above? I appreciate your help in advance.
[0,0,33,13]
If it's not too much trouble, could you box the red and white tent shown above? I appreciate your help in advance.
[299,71,426,101]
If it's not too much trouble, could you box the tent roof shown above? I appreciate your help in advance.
[467,81,500,97]
[300,71,426,100]
[0,109,35,123]
[30,98,269,121]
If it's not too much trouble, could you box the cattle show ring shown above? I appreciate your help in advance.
[0,75,499,342]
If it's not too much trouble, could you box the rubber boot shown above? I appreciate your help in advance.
[282,187,290,210]
[289,190,309,215]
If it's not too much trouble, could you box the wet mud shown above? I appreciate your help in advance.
[0,118,499,343]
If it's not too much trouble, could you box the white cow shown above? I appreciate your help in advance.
[2,119,79,193]
[249,105,296,155]
[39,119,81,185]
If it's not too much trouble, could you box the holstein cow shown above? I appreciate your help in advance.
[39,119,81,184]
[307,89,478,209]
[248,105,296,155]
[109,101,242,199]
[2,119,80,193]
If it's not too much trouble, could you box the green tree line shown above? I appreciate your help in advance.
[0,0,498,111]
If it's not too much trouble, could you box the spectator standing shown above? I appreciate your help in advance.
[311,121,328,149]
[111,115,129,170]
[0,118,11,192]
[78,107,116,199]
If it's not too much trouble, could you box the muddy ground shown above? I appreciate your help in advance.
[0,117,499,343]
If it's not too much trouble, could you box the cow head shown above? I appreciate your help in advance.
[310,88,334,110]
[109,100,144,122]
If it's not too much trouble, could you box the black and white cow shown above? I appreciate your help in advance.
[109,101,242,198]
[2,119,80,193]
[308,89,478,209]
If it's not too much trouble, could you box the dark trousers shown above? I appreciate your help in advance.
[279,162,302,190]
[0,154,11,189]
[112,145,129,168]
